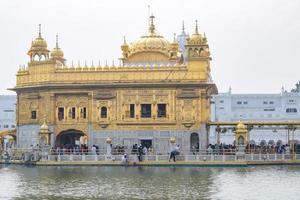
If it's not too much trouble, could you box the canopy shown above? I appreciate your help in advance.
[0,129,16,138]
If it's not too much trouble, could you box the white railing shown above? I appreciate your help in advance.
[43,153,300,162]
[4,153,300,163]
[2,148,300,163]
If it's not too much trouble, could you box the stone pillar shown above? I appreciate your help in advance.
[40,146,51,161]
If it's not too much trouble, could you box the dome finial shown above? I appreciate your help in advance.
[195,20,199,34]
[50,34,64,62]
[150,14,154,25]
[38,24,42,38]
[56,35,59,48]
[173,33,176,42]
[148,5,151,25]
[182,21,185,32]
[149,14,156,35]
[123,36,127,44]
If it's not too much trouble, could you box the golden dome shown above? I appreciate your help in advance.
[40,121,49,134]
[50,35,64,59]
[31,37,48,49]
[131,36,170,52]
[51,47,64,58]
[236,121,247,130]
[129,15,171,56]
[32,24,48,49]
[28,24,49,56]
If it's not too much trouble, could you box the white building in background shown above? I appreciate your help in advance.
[210,88,300,145]
[0,95,16,131]
[177,21,189,62]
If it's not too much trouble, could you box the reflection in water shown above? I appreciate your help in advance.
[0,165,23,200]
[210,166,300,200]
[0,165,300,200]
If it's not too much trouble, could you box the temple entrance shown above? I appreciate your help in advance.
[190,132,200,152]
[56,129,86,147]
[140,139,152,148]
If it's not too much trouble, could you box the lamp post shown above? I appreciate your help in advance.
[170,137,176,153]
[38,121,53,161]
[106,137,112,156]
[39,121,50,146]
[215,126,221,145]
[235,121,248,160]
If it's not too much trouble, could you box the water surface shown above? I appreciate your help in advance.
[0,165,300,200]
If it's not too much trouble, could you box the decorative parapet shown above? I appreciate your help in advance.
[14,60,213,88]
[55,63,187,73]
[17,65,29,75]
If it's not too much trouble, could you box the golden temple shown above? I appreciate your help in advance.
[12,15,217,153]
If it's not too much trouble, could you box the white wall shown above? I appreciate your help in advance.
[210,90,300,144]
[0,95,16,131]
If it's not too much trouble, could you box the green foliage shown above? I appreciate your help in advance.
[291,81,300,93]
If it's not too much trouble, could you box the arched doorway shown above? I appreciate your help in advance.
[190,132,200,152]
[238,136,245,145]
[56,129,86,147]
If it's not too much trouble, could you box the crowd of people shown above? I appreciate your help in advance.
[131,144,155,161]
[206,143,236,155]
[246,143,294,154]
[26,140,300,157]
[51,144,95,155]
[206,142,300,154]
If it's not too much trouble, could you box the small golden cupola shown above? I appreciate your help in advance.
[188,20,203,45]
[27,24,50,62]
[186,20,210,59]
[50,35,65,64]
[170,33,179,60]
[121,36,129,60]
[121,15,179,65]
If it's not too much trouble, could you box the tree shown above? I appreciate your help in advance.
[291,81,300,93]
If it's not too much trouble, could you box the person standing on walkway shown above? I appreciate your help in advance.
[143,146,148,155]
[175,145,180,155]
[121,153,128,163]
[138,145,143,162]
[169,150,176,162]
[91,145,97,155]
[169,145,180,162]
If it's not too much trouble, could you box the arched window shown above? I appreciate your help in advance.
[193,48,199,56]
[238,136,245,145]
[199,48,204,56]
[100,107,107,118]
[33,54,39,61]
[40,54,46,61]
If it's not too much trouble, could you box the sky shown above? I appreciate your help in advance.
[0,0,300,95]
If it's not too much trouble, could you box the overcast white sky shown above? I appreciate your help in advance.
[0,0,300,95]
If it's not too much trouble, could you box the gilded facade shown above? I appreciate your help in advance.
[12,16,217,153]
